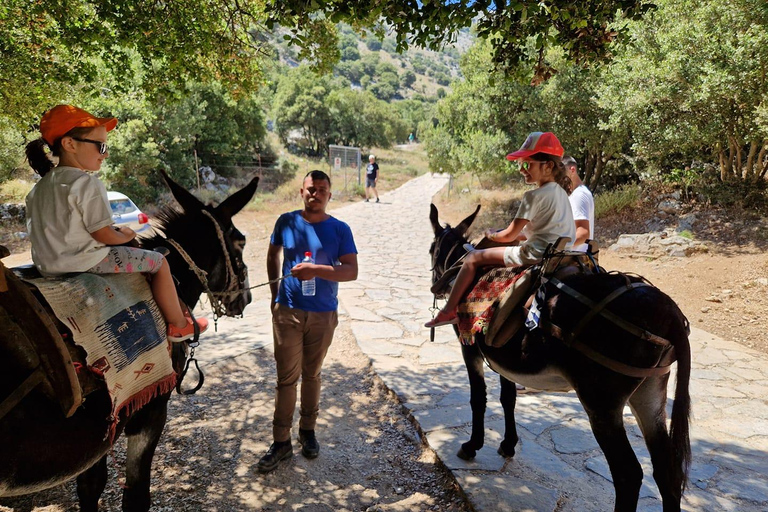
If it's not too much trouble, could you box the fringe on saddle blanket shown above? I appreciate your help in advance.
[23,272,176,440]
[457,266,527,345]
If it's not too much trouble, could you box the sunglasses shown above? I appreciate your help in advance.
[518,161,544,171]
[72,137,108,155]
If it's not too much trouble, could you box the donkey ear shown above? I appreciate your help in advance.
[429,203,443,235]
[160,169,204,213]
[216,176,259,220]
[455,205,481,236]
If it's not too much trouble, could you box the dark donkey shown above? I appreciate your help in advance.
[429,204,692,512]
[0,171,258,511]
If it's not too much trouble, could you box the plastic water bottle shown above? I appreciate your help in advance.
[301,252,316,296]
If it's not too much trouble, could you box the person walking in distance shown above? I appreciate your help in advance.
[365,154,379,203]
[562,155,595,251]
[258,170,358,473]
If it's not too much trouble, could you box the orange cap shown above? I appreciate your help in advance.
[39,105,118,146]
[506,132,564,160]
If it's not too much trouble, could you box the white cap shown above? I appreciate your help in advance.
[369,154,375,160]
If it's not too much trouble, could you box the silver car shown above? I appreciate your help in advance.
[107,191,151,234]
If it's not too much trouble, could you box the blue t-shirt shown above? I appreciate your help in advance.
[270,211,357,312]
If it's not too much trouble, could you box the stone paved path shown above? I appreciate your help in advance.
[203,174,768,511]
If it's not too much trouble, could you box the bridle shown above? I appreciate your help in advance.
[430,227,469,287]
[165,209,247,327]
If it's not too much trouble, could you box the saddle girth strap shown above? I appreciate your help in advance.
[548,277,672,347]
[542,277,676,378]
[540,321,675,378]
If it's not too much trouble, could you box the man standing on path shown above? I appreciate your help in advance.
[563,155,595,251]
[258,170,359,473]
[365,154,379,203]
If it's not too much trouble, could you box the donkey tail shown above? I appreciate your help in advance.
[670,321,692,494]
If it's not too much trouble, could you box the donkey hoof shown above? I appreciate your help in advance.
[497,442,516,458]
[457,443,478,460]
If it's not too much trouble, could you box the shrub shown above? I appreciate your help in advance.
[594,184,641,218]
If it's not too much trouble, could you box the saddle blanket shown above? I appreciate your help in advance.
[23,272,176,429]
[457,266,527,345]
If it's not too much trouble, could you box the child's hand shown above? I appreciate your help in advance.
[115,226,136,241]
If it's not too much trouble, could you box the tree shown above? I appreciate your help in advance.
[401,70,417,89]
[598,0,768,182]
[0,0,270,126]
[266,0,655,82]
[273,68,338,155]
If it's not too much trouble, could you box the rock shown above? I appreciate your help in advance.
[701,307,711,313]
[658,200,680,214]
[199,166,215,183]
[705,296,722,303]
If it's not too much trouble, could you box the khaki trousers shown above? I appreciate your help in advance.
[271,303,338,442]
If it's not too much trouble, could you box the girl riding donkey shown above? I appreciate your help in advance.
[25,104,207,341]
[425,131,575,329]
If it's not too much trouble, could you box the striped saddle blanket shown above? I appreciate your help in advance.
[23,272,176,426]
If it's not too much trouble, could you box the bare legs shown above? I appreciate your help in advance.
[441,247,507,314]
[149,258,187,329]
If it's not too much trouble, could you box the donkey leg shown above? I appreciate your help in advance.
[629,376,681,512]
[585,403,643,512]
[121,394,170,512]
[497,376,518,457]
[76,455,108,512]
[458,343,487,460]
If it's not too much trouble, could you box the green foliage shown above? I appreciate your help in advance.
[271,66,408,154]
[366,39,383,51]
[0,119,25,181]
[0,179,33,202]
[1,0,268,126]
[598,0,768,181]
[266,0,653,81]
[594,185,642,218]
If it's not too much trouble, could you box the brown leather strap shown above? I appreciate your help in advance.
[0,366,46,421]
[539,276,678,378]
[542,321,675,378]
[548,277,671,346]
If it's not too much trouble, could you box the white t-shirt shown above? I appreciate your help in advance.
[504,181,576,267]
[569,184,595,252]
[26,166,113,276]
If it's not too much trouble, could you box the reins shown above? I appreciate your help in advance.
[165,210,244,328]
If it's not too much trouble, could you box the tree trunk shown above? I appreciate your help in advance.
[745,140,759,180]
[726,138,736,180]
[755,140,767,182]
[718,143,727,181]
[591,154,607,192]
[583,153,595,188]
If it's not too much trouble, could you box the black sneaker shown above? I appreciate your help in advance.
[257,441,292,473]
[375,198,380,203]
[298,429,320,459]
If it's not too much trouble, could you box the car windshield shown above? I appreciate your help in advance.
[109,199,137,215]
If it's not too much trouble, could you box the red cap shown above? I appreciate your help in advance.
[39,105,118,146]
[506,132,564,160]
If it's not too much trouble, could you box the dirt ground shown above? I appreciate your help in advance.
[595,208,768,354]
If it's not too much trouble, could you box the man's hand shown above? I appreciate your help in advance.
[290,262,316,280]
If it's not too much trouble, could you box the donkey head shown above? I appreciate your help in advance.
[153,170,259,316]
[428,204,480,297]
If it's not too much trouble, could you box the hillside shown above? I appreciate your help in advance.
[272,24,473,101]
